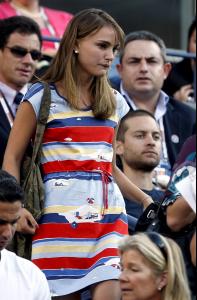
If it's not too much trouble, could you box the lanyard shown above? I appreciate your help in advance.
[0,91,14,127]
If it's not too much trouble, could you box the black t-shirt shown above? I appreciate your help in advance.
[124,188,165,219]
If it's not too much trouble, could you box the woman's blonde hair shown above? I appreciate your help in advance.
[42,8,124,119]
[119,233,191,300]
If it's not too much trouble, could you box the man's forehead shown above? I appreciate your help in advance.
[7,32,41,49]
[126,116,160,132]
[124,40,162,57]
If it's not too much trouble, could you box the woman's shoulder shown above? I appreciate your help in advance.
[112,88,130,119]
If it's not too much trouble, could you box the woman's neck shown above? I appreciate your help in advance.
[11,0,40,14]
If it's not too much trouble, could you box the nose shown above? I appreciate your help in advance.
[105,48,115,62]
[22,52,34,65]
[119,270,128,282]
[2,224,14,241]
[146,134,156,146]
[139,59,148,72]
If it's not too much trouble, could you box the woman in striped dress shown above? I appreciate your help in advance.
[3,8,152,300]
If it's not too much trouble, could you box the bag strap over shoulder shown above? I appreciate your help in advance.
[31,83,51,165]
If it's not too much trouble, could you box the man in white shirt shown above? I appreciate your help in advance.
[0,16,42,167]
[0,170,51,300]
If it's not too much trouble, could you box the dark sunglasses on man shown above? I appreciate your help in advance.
[5,46,42,61]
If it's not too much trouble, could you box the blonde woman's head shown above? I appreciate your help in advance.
[119,232,191,300]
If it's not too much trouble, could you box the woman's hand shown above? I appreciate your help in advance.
[17,208,39,235]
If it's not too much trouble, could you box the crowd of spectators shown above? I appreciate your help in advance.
[0,2,196,300]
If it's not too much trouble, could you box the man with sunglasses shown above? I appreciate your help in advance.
[0,16,42,168]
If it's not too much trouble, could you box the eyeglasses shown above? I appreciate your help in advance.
[5,46,42,61]
[147,232,168,261]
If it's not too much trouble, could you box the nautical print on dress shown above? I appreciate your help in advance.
[24,82,130,296]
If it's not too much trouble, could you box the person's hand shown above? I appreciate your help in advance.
[173,84,194,102]
[17,208,39,235]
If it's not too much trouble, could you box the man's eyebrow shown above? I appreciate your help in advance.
[133,130,161,134]
[0,216,20,224]
[127,55,159,60]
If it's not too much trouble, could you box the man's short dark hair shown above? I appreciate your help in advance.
[0,16,42,50]
[117,109,156,142]
[119,30,167,63]
[0,170,24,203]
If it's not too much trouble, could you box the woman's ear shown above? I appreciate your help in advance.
[157,272,168,291]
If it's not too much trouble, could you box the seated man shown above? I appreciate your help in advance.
[112,30,196,174]
[0,170,51,300]
[116,110,165,220]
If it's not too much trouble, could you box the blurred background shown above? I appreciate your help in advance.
[39,0,196,50]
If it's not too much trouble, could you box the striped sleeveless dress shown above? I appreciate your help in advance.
[25,82,129,296]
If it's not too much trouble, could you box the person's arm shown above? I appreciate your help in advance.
[190,231,196,267]
[3,102,38,234]
[112,127,153,209]
[166,196,196,232]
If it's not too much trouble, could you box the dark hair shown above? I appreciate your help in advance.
[188,17,196,45]
[0,170,24,203]
[0,16,42,50]
[119,30,167,63]
[117,109,156,142]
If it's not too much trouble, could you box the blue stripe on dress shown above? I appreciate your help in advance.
[47,117,117,128]
[38,213,127,224]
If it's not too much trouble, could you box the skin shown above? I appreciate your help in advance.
[117,40,171,114]
[120,249,166,300]
[116,116,161,190]
[3,25,153,299]
[0,201,22,251]
[166,196,196,232]
[0,32,41,91]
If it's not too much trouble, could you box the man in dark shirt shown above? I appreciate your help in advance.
[116,110,165,220]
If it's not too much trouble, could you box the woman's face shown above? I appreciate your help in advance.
[75,25,119,79]
[120,249,163,300]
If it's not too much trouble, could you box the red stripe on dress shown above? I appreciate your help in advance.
[43,127,114,143]
[33,219,128,241]
[33,248,119,270]
[42,160,112,175]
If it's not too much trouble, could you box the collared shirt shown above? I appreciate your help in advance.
[120,82,169,121]
[0,81,27,116]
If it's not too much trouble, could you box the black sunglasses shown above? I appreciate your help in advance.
[5,46,42,61]
[147,232,168,261]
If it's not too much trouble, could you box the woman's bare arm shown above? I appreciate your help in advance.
[3,102,39,234]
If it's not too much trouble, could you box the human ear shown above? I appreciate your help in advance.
[116,63,123,76]
[116,140,124,155]
[157,271,168,291]
[163,63,172,80]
